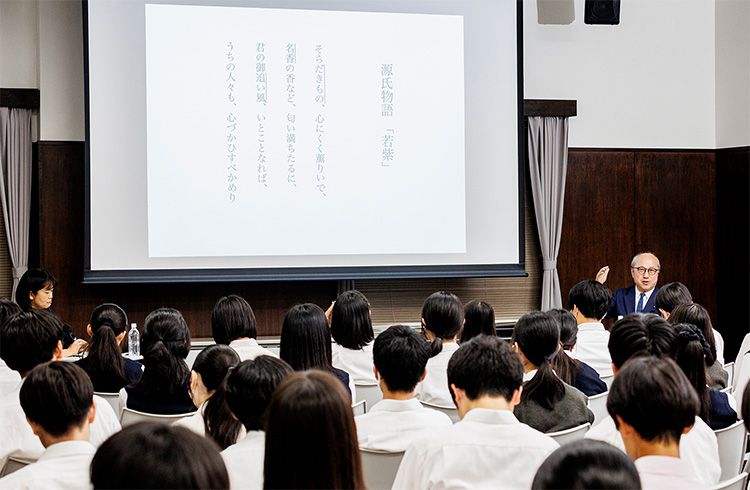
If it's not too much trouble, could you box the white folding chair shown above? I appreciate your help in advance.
[419,400,460,424]
[715,420,748,481]
[119,407,194,427]
[587,391,608,427]
[712,472,748,490]
[355,383,383,412]
[360,449,405,490]
[94,392,120,414]
[600,375,614,389]
[733,354,750,409]
[733,333,750,391]
[0,456,35,478]
[352,399,367,416]
[547,423,591,446]
[725,362,735,388]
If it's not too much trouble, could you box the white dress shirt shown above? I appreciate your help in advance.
[0,440,95,490]
[571,322,613,377]
[229,338,279,362]
[585,415,720,486]
[391,408,559,490]
[221,430,265,490]
[332,341,377,384]
[0,360,21,398]
[634,455,708,490]
[415,343,460,407]
[355,398,453,452]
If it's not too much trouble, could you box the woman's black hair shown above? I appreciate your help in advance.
[673,323,711,423]
[459,300,496,343]
[211,294,257,345]
[422,291,463,357]
[128,308,191,399]
[280,303,336,373]
[83,304,128,391]
[669,302,718,365]
[330,290,374,350]
[547,308,581,385]
[192,344,242,450]
[512,310,566,411]
[15,268,58,311]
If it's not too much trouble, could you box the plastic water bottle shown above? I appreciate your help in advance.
[128,323,140,357]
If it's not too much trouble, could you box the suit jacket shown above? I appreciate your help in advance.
[606,285,659,318]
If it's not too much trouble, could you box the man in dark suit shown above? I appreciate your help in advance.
[596,252,660,319]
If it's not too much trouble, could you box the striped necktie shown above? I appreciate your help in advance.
[636,292,645,313]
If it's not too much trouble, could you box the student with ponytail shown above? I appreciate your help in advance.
[415,291,463,407]
[175,344,243,449]
[75,303,142,393]
[118,308,196,415]
[669,302,727,389]
[548,309,606,397]
[513,311,593,433]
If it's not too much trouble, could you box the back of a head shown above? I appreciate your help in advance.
[142,307,191,360]
[460,300,496,343]
[447,335,523,402]
[673,323,710,422]
[90,422,229,489]
[15,268,58,312]
[211,294,257,345]
[226,356,294,431]
[20,362,93,437]
[607,356,699,444]
[330,290,373,350]
[264,370,363,489]
[280,303,333,371]
[193,344,241,392]
[0,298,21,325]
[608,313,677,370]
[568,280,612,320]
[373,325,430,393]
[86,303,129,387]
[0,309,63,374]
[134,308,191,396]
[547,308,581,385]
[668,302,717,364]
[654,282,693,314]
[422,291,464,339]
[532,439,641,489]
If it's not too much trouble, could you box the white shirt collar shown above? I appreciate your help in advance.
[461,407,519,425]
[369,398,424,413]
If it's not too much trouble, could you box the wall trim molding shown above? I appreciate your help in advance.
[0,88,40,109]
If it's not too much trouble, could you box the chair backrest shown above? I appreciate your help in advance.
[600,375,614,389]
[419,400,460,424]
[0,456,34,478]
[712,472,749,490]
[355,383,383,412]
[725,362,735,388]
[94,392,120,414]
[547,423,591,446]
[733,354,750,409]
[352,399,367,416]
[715,420,748,481]
[587,391,609,427]
[360,449,405,490]
[733,333,750,389]
[120,407,194,427]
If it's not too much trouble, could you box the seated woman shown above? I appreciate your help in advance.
[118,307,196,415]
[175,344,243,449]
[548,308,607,396]
[512,310,594,433]
[280,303,354,398]
[329,290,377,385]
[669,302,727,389]
[75,303,143,393]
[211,294,278,360]
[459,299,496,343]
[673,323,737,430]
[263,371,365,489]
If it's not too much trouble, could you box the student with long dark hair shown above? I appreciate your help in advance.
[75,303,142,393]
[415,291,463,406]
[513,311,593,433]
[548,308,606,396]
[669,302,727,388]
[280,303,353,398]
[459,300,496,343]
[119,308,196,415]
[329,290,377,385]
[263,370,365,489]
[212,294,278,360]
[175,344,243,449]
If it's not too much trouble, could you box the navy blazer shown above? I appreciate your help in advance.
[606,285,659,318]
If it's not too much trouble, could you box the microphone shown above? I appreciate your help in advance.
[63,324,78,341]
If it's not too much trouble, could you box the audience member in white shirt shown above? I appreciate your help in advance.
[0,299,22,398]
[222,355,293,490]
[0,362,96,490]
[569,280,614,377]
[609,356,708,490]
[356,325,452,451]
[328,290,377,385]
[212,294,278,361]
[0,310,120,468]
[175,344,243,449]
[415,291,464,407]
[90,422,230,488]
[393,336,559,490]
[459,299,497,343]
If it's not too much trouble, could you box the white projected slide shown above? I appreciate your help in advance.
[145,5,466,258]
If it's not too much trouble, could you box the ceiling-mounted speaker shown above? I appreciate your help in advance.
[536,0,575,25]
[584,0,620,25]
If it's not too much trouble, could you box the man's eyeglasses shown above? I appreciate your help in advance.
[632,266,660,275]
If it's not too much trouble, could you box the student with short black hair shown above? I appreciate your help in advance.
[459,299,496,343]
[329,290,377,385]
[653,282,693,319]
[212,294,278,361]
[532,439,641,489]
[569,280,614,377]
[392,335,558,490]
[90,422,230,489]
[607,357,706,489]
[415,291,464,406]
[0,298,23,396]
[222,356,293,490]
[548,308,606,396]
[355,325,452,451]
[669,302,727,386]
[0,362,96,489]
